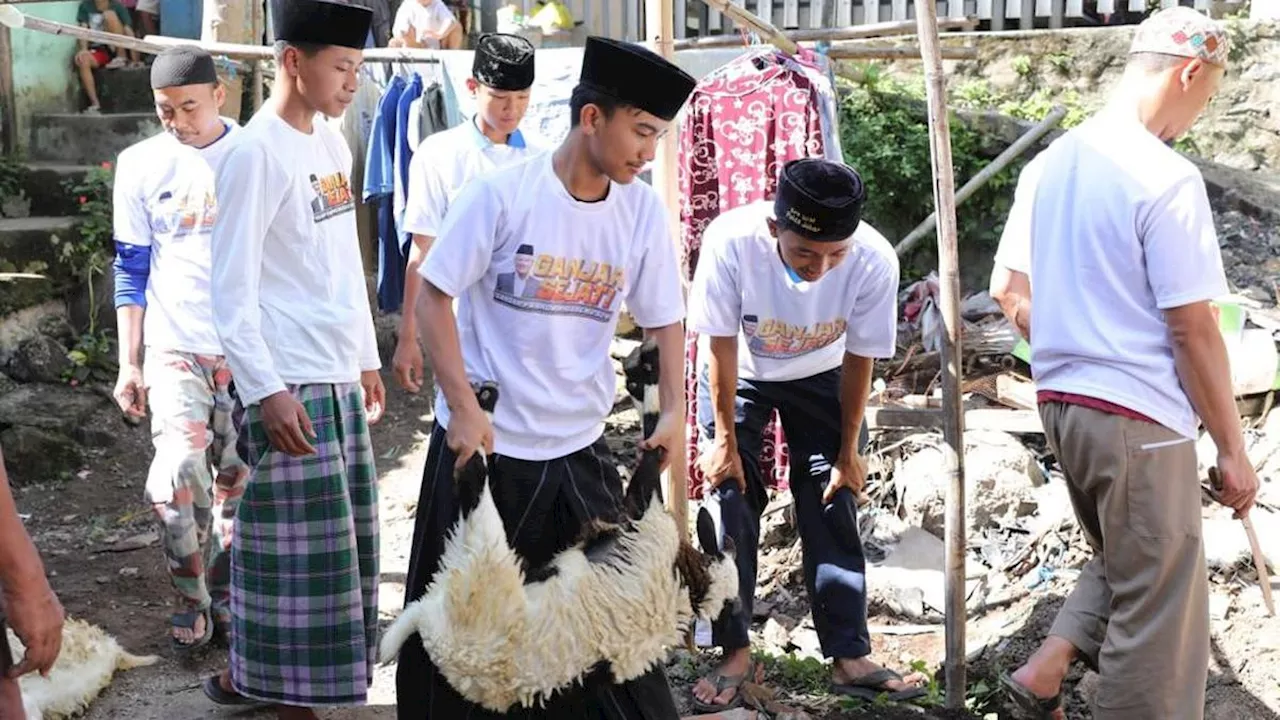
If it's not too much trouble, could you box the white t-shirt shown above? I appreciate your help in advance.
[403,116,541,240]
[392,0,456,48]
[113,119,240,356]
[994,109,1228,439]
[210,109,381,406]
[420,152,685,460]
[688,202,900,382]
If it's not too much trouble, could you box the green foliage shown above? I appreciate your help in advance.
[838,74,1023,278]
[63,329,117,385]
[55,162,115,338]
[0,154,26,201]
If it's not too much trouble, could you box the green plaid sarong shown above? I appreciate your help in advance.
[228,382,379,706]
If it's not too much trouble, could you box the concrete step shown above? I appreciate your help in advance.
[28,112,159,165]
[95,67,155,115]
[21,163,95,218]
[0,217,80,315]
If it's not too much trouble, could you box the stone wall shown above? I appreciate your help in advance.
[880,19,1280,174]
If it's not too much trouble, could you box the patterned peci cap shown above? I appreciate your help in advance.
[1130,6,1229,68]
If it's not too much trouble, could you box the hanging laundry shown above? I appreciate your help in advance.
[364,73,407,313]
[677,47,837,500]
[393,71,425,238]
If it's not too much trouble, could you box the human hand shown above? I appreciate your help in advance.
[3,568,64,678]
[825,452,868,505]
[700,435,745,493]
[361,370,386,425]
[392,336,425,393]
[112,364,147,418]
[640,411,682,470]
[1212,452,1260,519]
[446,400,494,471]
[259,391,316,456]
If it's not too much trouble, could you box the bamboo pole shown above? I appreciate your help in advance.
[699,0,798,53]
[670,16,978,49]
[913,0,967,708]
[148,33,455,65]
[895,105,1067,256]
[0,6,258,71]
[825,43,976,60]
[643,0,690,539]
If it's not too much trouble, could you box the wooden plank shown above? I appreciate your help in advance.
[756,0,775,27]
[783,0,800,27]
[811,0,828,27]
[892,0,909,22]
[989,0,1004,26]
[0,25,13,155]
[995,374,1037,411]
[1049,0,1063,28]
[1020,0,1034,28]
[976,0,993,20]
[1096,0,1114,13]
[1066,0,1084,17]
[838,0,854,25]
[626,0,640,40]
[868,406,1044,434]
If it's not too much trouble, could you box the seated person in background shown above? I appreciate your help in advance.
[75,0,145,114]
[132,0,159,41]
[389,0,463,50]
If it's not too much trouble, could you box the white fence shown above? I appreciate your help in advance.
[508,0,1220,40]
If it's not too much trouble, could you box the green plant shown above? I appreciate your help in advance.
[0,154,25,200]
[56,162,115,336]
[1045,52,1073,76]
[1011,55,1033,78]
[63,328,117,384]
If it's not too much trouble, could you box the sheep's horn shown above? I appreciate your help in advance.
[622,446,666,519]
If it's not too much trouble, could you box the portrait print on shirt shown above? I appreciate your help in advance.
[152,188,217,238]
[743,315,848,360]
[492,243,625,323]
[309,171,356,223]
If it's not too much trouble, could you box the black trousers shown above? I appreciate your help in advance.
[395,425,681,719]
[696,366,872,660]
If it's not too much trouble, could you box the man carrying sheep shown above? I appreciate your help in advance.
[687,158,926,711]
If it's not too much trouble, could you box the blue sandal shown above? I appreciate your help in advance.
[170,607,213,654]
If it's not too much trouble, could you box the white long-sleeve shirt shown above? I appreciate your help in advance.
[210,109,380,406]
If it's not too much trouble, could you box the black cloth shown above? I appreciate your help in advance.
[473,33,536,91]
[579,36,695,122]
[418,82,448,139]
[774,158,866,242]
[696,366,872,659]
[150,45,218,88]
[395,426,681,719]
[273,0,372,49]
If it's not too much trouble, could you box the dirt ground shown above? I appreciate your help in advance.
[11,373,1280,719]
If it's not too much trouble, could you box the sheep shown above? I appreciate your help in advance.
[7,617,158,720]
[379,341,740,713]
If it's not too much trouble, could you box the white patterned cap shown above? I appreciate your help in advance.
[1130,7,1229,67]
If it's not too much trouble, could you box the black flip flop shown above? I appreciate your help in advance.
[170,608,214,654]
[999,670,1062,719]
[831,668,928,703]
[201,675,271,708]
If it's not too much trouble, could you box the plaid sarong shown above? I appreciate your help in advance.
[229,382,379,707]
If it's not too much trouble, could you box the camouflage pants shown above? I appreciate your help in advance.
[144,349,249,623]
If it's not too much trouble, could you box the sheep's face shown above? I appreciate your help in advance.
[696,537,740,621]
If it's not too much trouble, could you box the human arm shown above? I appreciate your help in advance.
[829,233,901,502]
[395,151,449,391]
[110,152,151,417]
[417,179,503,467]
[210,141,315,455]
[990,158,1039,341]
[686,218,745,490]
[1146,175,1257,516]
[0,449,63,678]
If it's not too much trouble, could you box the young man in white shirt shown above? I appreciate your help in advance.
[202,2,385,718]
[394,32,538,393]
[687,159,924,711]
[989,9,1258,719]
[394,36,697,719]
[110,45,243,655]
[388,0,461,50]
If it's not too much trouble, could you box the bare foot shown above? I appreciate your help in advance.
[691,647,752,708]
[172,611,207,646]
[832,656,927,693]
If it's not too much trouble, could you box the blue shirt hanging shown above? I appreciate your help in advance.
[364,74,408,312]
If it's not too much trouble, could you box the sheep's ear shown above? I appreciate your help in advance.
[623,446,665,520]
[696,505,721,557]
[453,451,489,518]
[721,534,736,560]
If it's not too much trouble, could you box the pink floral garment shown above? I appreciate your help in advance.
[678,48,830,500]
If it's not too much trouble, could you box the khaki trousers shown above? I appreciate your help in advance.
[1039,401,1209,720]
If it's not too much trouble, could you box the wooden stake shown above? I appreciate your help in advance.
[912,0,967,708]
[251,0,264,111]
[896,105,1067,256]
[0,24,14,154]
[643,0,690,539]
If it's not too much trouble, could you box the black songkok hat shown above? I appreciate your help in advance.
[273,0,372,50]
[774,159,866,242]
[151,45,218,89]
[578,36,696,122]
[472,33,536,91]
